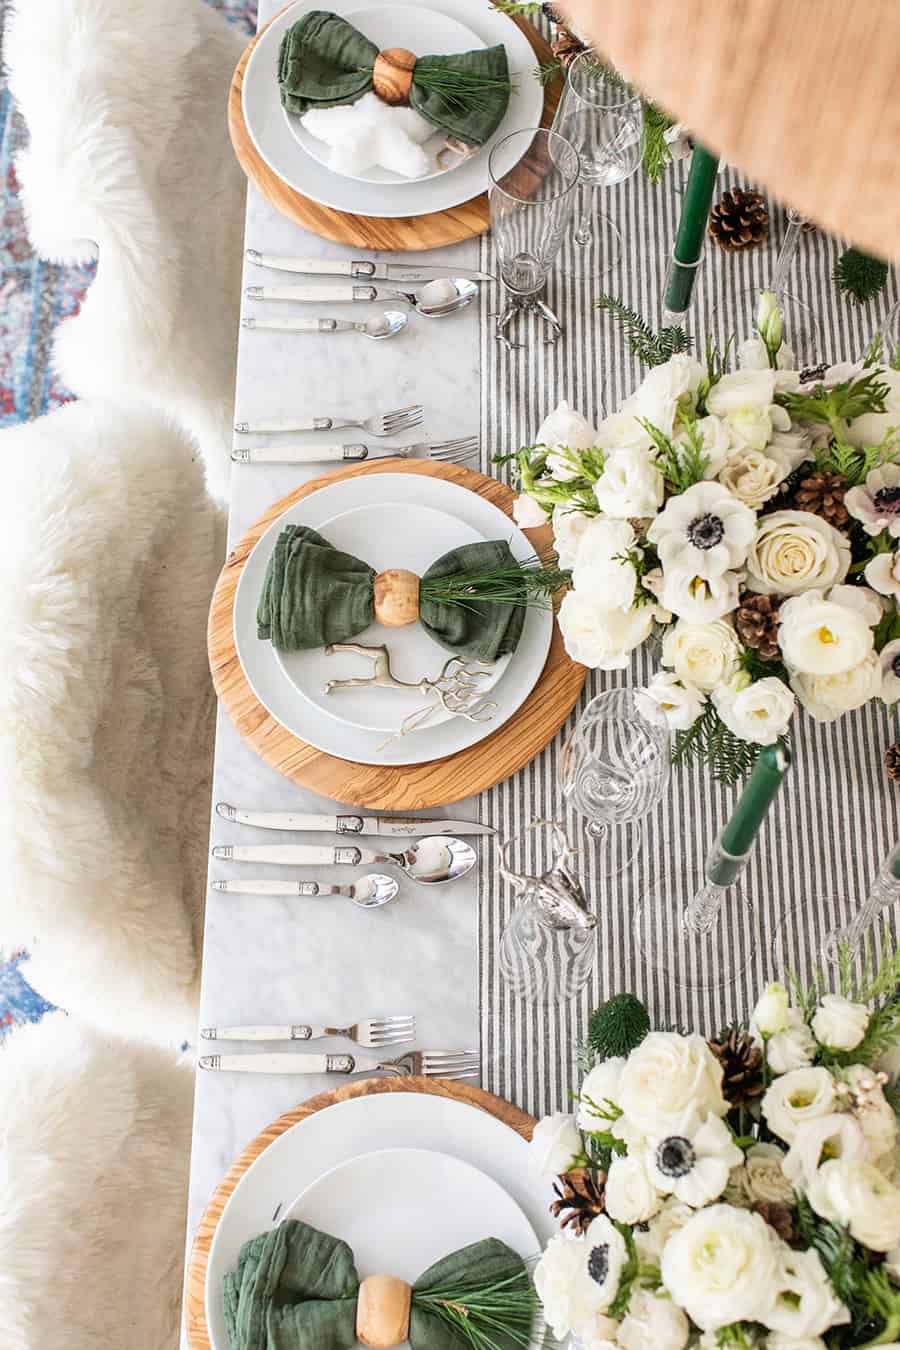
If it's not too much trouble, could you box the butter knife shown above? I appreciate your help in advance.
[246,250,494,283]
[215,804,494,837]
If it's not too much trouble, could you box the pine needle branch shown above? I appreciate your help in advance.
[672,704,761,785]
[834,246,890,304]
[596,293,693,367]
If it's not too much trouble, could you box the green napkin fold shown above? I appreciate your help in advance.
[257,525,526,663]
[277,10,511,147]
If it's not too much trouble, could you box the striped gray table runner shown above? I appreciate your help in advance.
[476,158,900,1119]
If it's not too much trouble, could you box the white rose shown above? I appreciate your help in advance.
[617,1032,727,1137]
[720,447,789,509]
[753,982,792,1035]
[766,1010,817,1074]
[746,511,851,596]
[808,1158,900,1251]
[779,589,875,675]
[633,1197,694,1264]
[727,1142,795,1207]
[881,638,900,702]
[662,618,741,692]
[648,480,757,580]
[766,1336,827,1350]
[577,1057,626,1133]
[605,1153,664,1223]
[617,1289,689,1350]
[593,449,665,519]
[766,1248,850,1338]
[706,369,779,450]
[866,550,900,599]
[572,517,638,610]
[811,993,870,1051]
[647,1113,744,1208]
[844,367,900,450]
[529,1112,582,1179]
[842,1064,899,1160]
[512,493,549,528]
[790,652,882,722]
[639,672,706,732]
[558,590,654,670]
[659,565,741,623]
[712,675,795,745]
[583,1214,629,1310]
[675,413,733,478]
[552,506,593,569]
[661,1204,780,1331]
[782,1113,868,1192]
[535,1233,606,1340]
[762,1067,836,1143]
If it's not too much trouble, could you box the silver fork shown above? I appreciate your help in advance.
[198,1048,480,1078]
[231,436,478,466]
[375,1049,480,1080]
[233,405,423,438]
[200,1015,414,1048]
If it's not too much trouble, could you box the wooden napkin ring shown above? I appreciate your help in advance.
[356,1274,412,1347]
[373,569,420,627]
[372,47,417,104]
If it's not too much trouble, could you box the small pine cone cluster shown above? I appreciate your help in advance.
[708,1029,765,1107]
[550,1167,606,1234]
[790,469,850,530]
[735,594,782,663]
[885,741,900,783]
[709,189,769,253]
[550,23,587,66]
[753,1201,797,1243]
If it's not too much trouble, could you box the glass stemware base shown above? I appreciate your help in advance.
[632,867,757,992]
[577,819,642,880]
[556,202,622,281]
[772,894,900,987]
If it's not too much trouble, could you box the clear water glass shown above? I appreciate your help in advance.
[488,127,581,298]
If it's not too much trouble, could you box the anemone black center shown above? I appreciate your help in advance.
[687,512,725,550]
[892,653,900,678]
[588,1244,610,1285]
[874,485,900,514]
[656,1135,696,1178]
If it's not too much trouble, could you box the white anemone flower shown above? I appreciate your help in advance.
[646,1114,744,1208]
[647,480,757,580]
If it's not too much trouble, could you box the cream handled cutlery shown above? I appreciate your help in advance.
[241,313,408,340]
[231,436,478,466]
[215,803,495,837]
[211,836,478,884]
[244,278,478,317]
[233,405,424,437]
[211,875,399,908]
[201,1015,415,1047]
[246,250,495,284]
[198,1049,480,1078]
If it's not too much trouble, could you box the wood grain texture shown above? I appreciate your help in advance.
[185,1077,537,1350]
[227,10,562,250]
[208,459,585,808]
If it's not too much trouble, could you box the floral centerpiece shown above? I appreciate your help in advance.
[530,966,900,1350]
[506,297,900,783]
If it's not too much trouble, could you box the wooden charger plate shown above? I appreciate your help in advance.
[228,10,562,249]
[185,1077,536,1350]
[208,459,585,808]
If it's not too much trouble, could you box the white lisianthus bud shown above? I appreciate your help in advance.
[757,290,783,357]
[766,1009,817,1074]
[528,1112,582,1179]
[752,982,792,1036]
[811,993,870,1051]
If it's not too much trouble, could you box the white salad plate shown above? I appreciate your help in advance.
[241,0,544,218]
[203,1092,554,1350]
[274,500,511,734]
[287,6,487,186]
[232,472,552,767]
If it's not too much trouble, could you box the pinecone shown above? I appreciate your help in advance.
[709,189,770,253]
[790,469,850,529]
[735,594,782,663]
[708,1029,764,1107]
[885,741,900,783]
[752,1201,796,1243]
[550,24,587,66]
[550,1167,606,1234]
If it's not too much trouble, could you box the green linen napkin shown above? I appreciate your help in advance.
[277,10,511,147]
[256,525,526,663]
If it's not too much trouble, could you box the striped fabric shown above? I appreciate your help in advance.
[477,151,900,1117]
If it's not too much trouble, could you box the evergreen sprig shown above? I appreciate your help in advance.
[672,704,762,786]
[794,1195,900,1344]
[420,555,571,611]
[414,1266,539,1350]
[490,1,543,14]
[642,101,676,183]
[834,246,890,304]
[813,432,900,488]
[639,417,709,493]
[596,294,693,367]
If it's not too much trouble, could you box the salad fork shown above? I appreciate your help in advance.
[198,1048,480,1079]
[200,1015,415,1048]
[231,436,478,466]
[234,404,424,438]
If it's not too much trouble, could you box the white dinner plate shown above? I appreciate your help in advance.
[203,1092,555,1350]
[232,473,552,767]
[287,6,486,186]
[241,0,544,218]
[274,500,511,734]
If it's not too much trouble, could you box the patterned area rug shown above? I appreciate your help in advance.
[0,0,257,1036]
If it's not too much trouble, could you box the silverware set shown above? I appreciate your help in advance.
[234,404,424,438]
[199,1048,480,1079]
[231,435,479,466]
[212,835,478,886]
[202,1014,415,1048]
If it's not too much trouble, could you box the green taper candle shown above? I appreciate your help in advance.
[706,744,792,886]
[663,143,719,315]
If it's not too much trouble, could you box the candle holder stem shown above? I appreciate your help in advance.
[770,208,806,300]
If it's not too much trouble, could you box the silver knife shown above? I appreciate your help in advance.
[246,249,494,284]
[215,803,494,836]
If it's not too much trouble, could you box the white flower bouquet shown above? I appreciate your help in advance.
[529,972,900,1350]
[506,296,900,783]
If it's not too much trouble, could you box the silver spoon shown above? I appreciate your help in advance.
[211,874,399,908]
[241,311,408,340]
[211,835,477,886]
[401,277,478,318]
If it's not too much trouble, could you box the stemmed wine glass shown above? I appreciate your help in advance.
[558,688,671,879]
[551,53,644,280]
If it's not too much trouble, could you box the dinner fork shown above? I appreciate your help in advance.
[198,1048,480,1079]
[233,405,424,438]
[231,436,479,466]
[200,1015,415,1048]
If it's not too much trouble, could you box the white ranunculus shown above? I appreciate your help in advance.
[746,511,851,596]
[712,675,796,745]
[583,1214,629,1310]
[605,1152,664,1223]
[557,590,654,670]
[790,651,882,722]
[762,1067,836,1143]
[577,1057,626,1133]
[827,583,884,627]
[727,1142,795,1207]
[552,506,593,570]
[627,353,707,435]
[811,993,870,1051]
[639,672,707,732]
[647,1113,744,1208]
[842,1064,899,1161]
[662,618,741,693]
[648,480,757,579]
[661,1204,780,1331]
[808,1158,900,1251]
[660,565,741,623]
[536,400,601,459]
[881,638,900,702]
[778,590,875,676]
[766,1248,850,1338]
[529,1112,583,1179]
[844,367,900,450]
[866,550,900,599]
[572,517,638,610]
[706,368,779,451]
[593,449,665,519]
[753,982,792,1036]
[617,1032,727,1138]
[676,413,733,479]
[766,1009,817,1074]
[512,493,549,528]
[617,1289,690,1350]
[534,1233,607,1340]
[720,447,789,509]
[633,1196,694,1264]
[782,1113,868,1192]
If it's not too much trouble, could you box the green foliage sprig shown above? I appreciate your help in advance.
[414,1266,540,1350]
[493,443,603,516]
[779,369,890,443]
[588,993,651,1059]
[640,417,710,493]
[672,704,763,786]
[490,1,543,14]
[812,431,900,488]
[795,1195,900,1345]
[421,555,571,611]
[596,294,693,368]
[834,246,890,304]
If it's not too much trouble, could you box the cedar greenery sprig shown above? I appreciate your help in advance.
[672,703,762,786]
[812,431,900,488]
[596,294,693,367]
[834,246,890,304]
[413,1266,540,1350]
[639,417,710,492]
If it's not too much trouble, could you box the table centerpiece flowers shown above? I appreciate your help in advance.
[505,297,900,783]
[529,973,900,1350]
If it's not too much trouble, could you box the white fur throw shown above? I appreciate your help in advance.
[0,401,223,1046]
[5,0,246,502]
[0,1014,194,1350]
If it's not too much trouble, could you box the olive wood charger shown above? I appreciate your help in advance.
[184,1076,537,1350]
[228,9,562,249]
[208,459,585,809]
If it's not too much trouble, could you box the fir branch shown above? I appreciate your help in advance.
[411,66,514,113]
[716,1326,757,1350]
[795,1195,900,1344]
[640,417,709,493]
[834,247,890,305]
[864,333,884,367]
[672,704,761,786]
[884,1074,900,1115]
[738,645,789,685]
[596,293,693,368]
[697,335,735,414]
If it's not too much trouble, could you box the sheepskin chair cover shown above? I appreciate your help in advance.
[0,400,223,1047]
[4,0,246,502]
[0,1014,194,1350]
